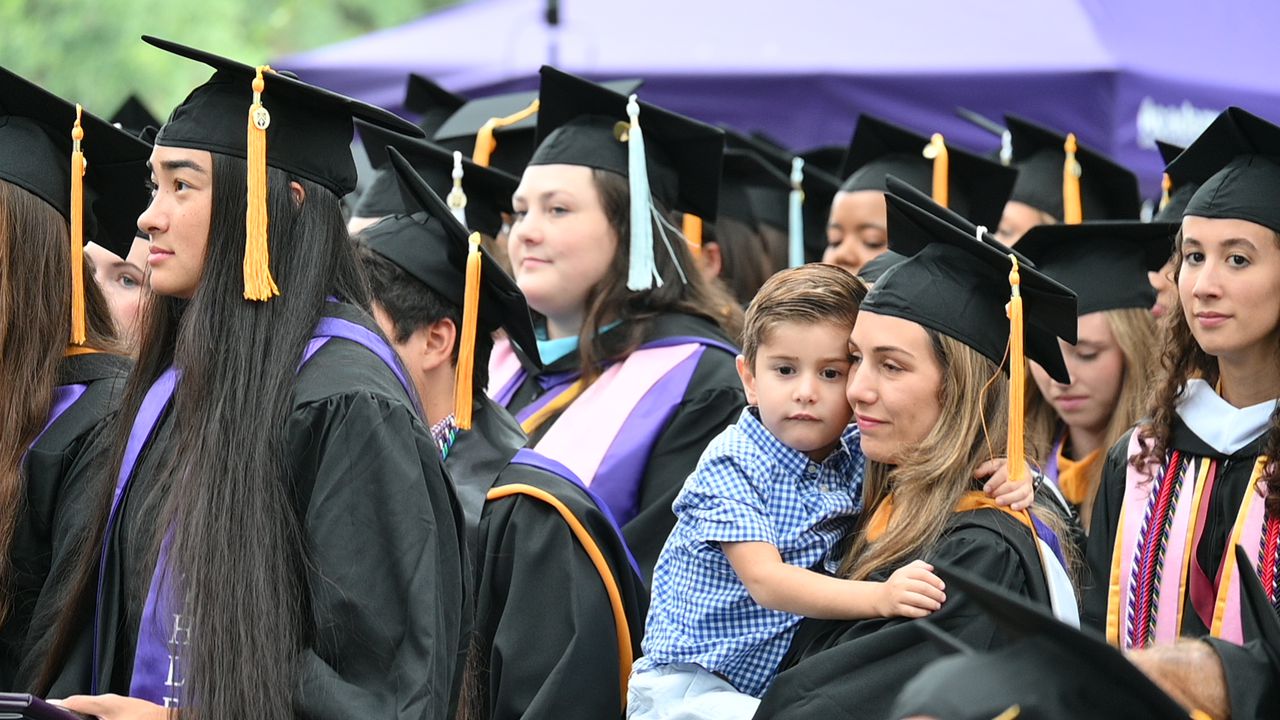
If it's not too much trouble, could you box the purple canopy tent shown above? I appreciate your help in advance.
[280,0,1280,200]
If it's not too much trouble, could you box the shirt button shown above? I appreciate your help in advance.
[819,483,830,492]
[805,464,819,477]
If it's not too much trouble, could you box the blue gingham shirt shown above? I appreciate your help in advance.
[634,407,865,696]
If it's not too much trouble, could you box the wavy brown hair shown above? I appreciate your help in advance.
[1134,228,1280,516]
[1025,307,1159,528]
[841,331,1075,581]
[571,170,743,384]
[0,179,118,629]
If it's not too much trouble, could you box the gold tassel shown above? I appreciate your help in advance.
[1006,254,1027,484]
[1159,172,1173,212]
[453,232,483,430]
[245,65,280,301]
[69,105,87,345]
[1062,133,1083,224]
[923,133,949,207]
[472,98,540,168]
[683,213,703,258]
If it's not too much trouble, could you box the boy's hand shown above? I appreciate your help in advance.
[874,559,946,618]
[975,458,1037,511]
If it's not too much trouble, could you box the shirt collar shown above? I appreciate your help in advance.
[739,407,858,476]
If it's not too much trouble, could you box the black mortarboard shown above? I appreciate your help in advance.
[888,562,1195,720]
[403,73,465,136]
[839,114,1017,229]
[1167,106,1280,234]
[866,190,1077,383]
[530,66,724,220]
[1154,140,1198,223]
[364,147,540,368]
[0,65,151,258]
[954,106,1013,165]
[857,250,906,284]
[109,94,160,138]
[143,35,422,197]
[354,119,517,237]
[884,176,1037,269]
[718,149,790,228]
[799,144,845,178]
[1015,221,1178,315]
[433,79,642,177]
[1005,114,1142,222]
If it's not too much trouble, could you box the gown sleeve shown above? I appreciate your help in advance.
[627,374,745,581]
[475,470,647,720]
[1205,636,1280,719]
[1081,430,1133,634]
[287,392,468,720]
[752,525,1034,720]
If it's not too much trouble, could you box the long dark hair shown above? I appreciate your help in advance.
[574,169,742,382]
[0,179,118,628]
[1134,228,1280,515]
[35,152,369,719]
[703,216,771,306]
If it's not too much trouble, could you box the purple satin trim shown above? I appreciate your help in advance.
[513,374,580,424]
[509,448,643,580]
[1044,431,1065,483]
[1030,512,1067,569]
[590,347,704,527]
[92,367,180,694]
[32,383,88,447]
[97,316,415,703]
[492,367,527,407]
[638,334,738,357]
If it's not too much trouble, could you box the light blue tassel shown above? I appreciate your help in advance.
[625,94,659,291]
[788,157,805,268]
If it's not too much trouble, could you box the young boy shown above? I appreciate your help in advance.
[629,264,1030,718]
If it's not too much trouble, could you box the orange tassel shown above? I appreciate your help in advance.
[453,232,483,430]
[1159,172,1173,212]
[472,98,539,168]
[69,105,87,345]
[1006,254,1027,484]
[245,65,280,301]
[924,133,949,207]
[682,213,703,258]
[1062,133,1083,224]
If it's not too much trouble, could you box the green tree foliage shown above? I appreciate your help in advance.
[0,0,458,121]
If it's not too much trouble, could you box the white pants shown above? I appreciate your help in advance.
[628,663,762,720]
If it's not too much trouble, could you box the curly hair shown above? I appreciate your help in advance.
[1133,228,1280,515]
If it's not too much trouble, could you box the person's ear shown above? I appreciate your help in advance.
[736,353,759,406]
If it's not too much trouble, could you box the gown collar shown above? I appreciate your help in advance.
[1175,378,1278,456]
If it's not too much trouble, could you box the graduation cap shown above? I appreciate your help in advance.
[1153,140,1198,223]
[1166,106,1280,234]
[884,176,1037,270]
[839,114,1017,229]
[888,562,1198,720]
[867,188,1077,384]
[402,73,465,136]
[723,128,842,264]
[530,65,725,291]
[109,94,160,138]
[142,35,423,301]
[0,65,151,344]
[1005,114,1142,223]
[363,147,541,429]
[857,250,906,284]
[954,106,1013,166]
[354,120,517,237]
[717,149,789,228]
[1015,221,1178,316]
[800,144,845,178]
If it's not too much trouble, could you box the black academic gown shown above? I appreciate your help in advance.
[2,353,129,689]
[753,510,1055,720]
[1206,636,1280,718]
[450,396,647,720]
[51,304,469,719]
[505,313,744,580]
[1083,420,1270,638]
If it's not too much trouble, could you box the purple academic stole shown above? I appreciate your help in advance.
[32,384,89,447]
[93,316,416,706]
[489,336,737,526]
